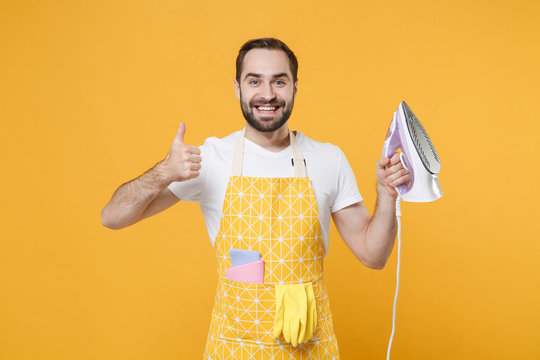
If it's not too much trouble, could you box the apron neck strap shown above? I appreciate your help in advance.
[231,127,307,177]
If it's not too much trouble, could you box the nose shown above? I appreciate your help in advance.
[260,83,276,101]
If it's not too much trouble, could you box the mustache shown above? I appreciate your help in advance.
[250,99,284,107]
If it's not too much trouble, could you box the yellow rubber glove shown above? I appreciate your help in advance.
[301,282,317,343]
[273,283,316,347]
[273,285,286,339]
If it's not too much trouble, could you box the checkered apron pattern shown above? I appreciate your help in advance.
[203,129,340,359]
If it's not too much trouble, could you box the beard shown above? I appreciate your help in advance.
[239,93,294,133]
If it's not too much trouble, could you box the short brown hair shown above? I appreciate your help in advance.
[236,38,298,83]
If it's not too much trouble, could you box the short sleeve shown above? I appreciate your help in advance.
[166,142,210,203]
[330,147,363,213]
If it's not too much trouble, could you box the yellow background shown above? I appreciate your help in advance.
[1,0,539,359]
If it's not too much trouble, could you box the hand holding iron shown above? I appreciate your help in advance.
[376,153,411,197]
[163,122,202,182]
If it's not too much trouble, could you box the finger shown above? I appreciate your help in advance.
[376,157,391,169]
[388,173,410,187]
[312,305,317,339]
[184,170,200,181]
[190,154,202,163]
[283,316,291,344]
[185,145,201,155]
[389,173,411,187]
[387,161,406,174]
[175,122,186,144]
[290,318,300,347]
[389,152,402,165]
[273,313,283,339]
[273,287,285,338]
[298,315,306,344]
[305,283,316,342]
[190,162,201,171]
[385,169,409,185]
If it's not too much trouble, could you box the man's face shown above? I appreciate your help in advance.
[234,49,298,132]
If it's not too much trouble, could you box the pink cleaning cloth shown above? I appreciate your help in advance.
[225,259,265,284]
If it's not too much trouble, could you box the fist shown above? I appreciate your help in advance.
[164,122,202,181]
[376,152,411,197]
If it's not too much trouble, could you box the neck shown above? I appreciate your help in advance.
[244,123,291,152]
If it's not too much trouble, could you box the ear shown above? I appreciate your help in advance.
[293,79,298,99]
[234,78,240,100]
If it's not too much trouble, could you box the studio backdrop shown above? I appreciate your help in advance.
[1,0,539,359]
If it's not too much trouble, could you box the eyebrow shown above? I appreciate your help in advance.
[244,72,291,80]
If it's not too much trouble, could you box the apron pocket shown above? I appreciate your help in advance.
[219,277,276,345]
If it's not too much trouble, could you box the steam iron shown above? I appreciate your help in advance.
[383,101,442,360]
[382,101,442,202]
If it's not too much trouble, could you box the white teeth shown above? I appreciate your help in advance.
[256,106,277,111]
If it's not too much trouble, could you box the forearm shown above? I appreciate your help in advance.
[363,184,398,269]
[101,160,174,229]
[334,153,409,269]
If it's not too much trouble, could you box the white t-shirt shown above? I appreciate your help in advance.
[167,130,363,257]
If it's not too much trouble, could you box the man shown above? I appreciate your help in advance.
[102,38,410,359]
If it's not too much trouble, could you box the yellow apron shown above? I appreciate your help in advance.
[203,129,341,359]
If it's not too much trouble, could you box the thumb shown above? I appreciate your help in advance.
[175,122,186,144]
[376,156,390,169]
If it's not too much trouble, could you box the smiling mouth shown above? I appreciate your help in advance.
[254,105,280,115]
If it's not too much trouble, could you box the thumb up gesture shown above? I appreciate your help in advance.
[164,122,202,182]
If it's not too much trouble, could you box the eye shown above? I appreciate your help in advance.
[249,79,259,85]
[274,80,285,86]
